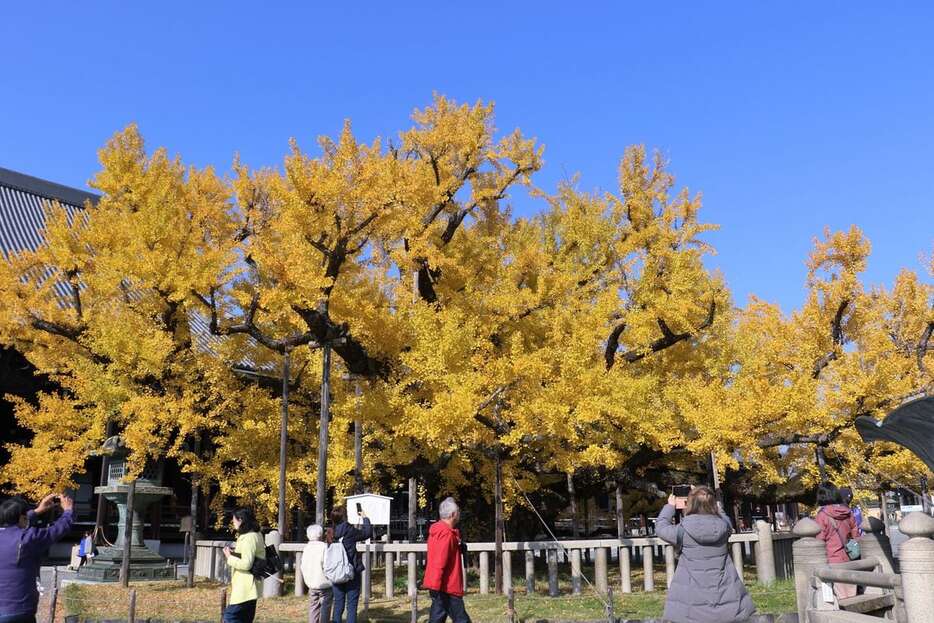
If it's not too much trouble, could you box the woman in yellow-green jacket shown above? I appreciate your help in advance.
[222,508,266,623]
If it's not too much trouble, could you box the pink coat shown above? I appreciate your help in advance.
[816,504,859,563]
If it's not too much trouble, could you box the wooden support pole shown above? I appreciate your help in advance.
[128,589,137,623]
[386,551,395,598]
[525,550,535,594]
[120,479,136,588]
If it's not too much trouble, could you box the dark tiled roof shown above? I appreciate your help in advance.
[0,167,262,369]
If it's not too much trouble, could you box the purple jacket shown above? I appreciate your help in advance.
[0,509,74,616]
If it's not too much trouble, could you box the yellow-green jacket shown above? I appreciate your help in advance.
[226,531,265,604]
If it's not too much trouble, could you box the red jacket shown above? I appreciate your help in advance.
[816,505,859,564]
[423,521,464,596]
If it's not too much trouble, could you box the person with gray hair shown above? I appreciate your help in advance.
[423,497,470,623]
[301,524,332,623]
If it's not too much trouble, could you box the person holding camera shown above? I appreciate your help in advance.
[423,497,470,623]
[221,508,265,623]
[0,493,74,623]
[330,506,372,623]
[656,486,754,623]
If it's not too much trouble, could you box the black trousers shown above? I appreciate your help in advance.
[428,591,471,623]
[223,599,257,623]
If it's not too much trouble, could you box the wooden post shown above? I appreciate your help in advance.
[408,477,417,541]
[755,520,776,586]
[605,586,614,622]
[642,545,654,592]
[410,588,418,623]
[353,380,364,494]
[407,551,417,598]
[479,551,489,595]
[128,589,137,623]
[619,546,631,593]
[47,588,58,623]
[525,550,535,594]
[363,540,372,611]
[279,349,290,535]
[615,480,625,539]
[386,550,395,598]
[494,454,505,594]
[547,548,559,597]
[219,588,227,622]
[316,344,331,526]
[571,548,582,595]
[731,541,744,582]
[120,479,136,588]
[507,587,516,623]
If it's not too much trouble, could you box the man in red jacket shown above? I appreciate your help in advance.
[423,497,470,623]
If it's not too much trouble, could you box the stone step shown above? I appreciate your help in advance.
[807,610,887,623]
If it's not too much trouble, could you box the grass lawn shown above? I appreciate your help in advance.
[57,566,796,622]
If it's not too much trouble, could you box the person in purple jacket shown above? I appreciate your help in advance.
[0,493,74,623]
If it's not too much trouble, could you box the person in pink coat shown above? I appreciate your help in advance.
[814,483,860,599]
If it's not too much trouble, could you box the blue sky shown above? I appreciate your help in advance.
[2,2,931,312]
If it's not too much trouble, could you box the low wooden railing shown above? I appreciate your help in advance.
[196,521,787,599]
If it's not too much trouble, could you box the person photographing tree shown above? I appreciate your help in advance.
[656,486,754,623]
[0,493,74,623]
[423,497,470,623]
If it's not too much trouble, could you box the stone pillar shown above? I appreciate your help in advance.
[731,541,744,583]
[478,551,489,595]
[642,545,655,592]
[502,550,513,594]
[548,549,559,597]
[262,530,282,598]
[385,551,395,598]
[294,550,306,596]
[898,512,934,623]
[525,550,535,594]
[664,544,675,588]
[619,546,631,593]
[407,552,417,598]
[791,517,826,623]
[755,520,776,586]
[595,547,608,594]
[859,516,895,595]
[571,549,582,595]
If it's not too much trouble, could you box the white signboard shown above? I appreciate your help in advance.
[346,493,393,526]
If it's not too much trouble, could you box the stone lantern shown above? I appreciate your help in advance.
[77,436,175,582]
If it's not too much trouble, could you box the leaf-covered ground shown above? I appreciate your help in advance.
[56,569,795,622]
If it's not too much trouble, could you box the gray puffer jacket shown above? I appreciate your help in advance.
[656,504,755,623]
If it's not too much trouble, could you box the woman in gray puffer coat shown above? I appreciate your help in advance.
[656,486,755,623]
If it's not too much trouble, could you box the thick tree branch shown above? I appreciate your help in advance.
[812,299,849,379]
[605,299,717,370]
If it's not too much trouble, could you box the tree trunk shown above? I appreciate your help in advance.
[408,477,417,542]
[567,472,579,539]
[615,479,625,539]
[495,452,505,594]
[316,344,331,526]
[278,350,290,536]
